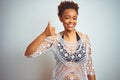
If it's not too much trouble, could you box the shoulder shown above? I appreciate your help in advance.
[44,32,65,42]
[77,31,89,39]
[76,31,90,44]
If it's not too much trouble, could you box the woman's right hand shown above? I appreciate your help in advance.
[43,21,56,36]
[25,21,56,57]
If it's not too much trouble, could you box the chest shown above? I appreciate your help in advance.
[56,41,87,63]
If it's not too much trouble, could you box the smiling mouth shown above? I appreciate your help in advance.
[68,24,74,28]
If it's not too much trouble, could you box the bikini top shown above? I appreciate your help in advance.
[57,32,87,63]
[62,32,80,41]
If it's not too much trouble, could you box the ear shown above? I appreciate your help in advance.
[59,16,63,22]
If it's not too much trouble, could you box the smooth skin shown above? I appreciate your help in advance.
[25,9,96,80]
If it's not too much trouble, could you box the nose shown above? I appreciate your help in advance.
[69,18,73,23]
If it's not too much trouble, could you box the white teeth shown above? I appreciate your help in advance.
[68,24,73,27]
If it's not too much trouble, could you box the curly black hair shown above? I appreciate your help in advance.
[58,1,79,17]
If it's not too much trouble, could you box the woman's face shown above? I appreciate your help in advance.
[60,9,78,31]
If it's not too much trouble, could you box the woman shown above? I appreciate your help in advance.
[25,1,96,80]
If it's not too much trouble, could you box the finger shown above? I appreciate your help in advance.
[50,26,55,29]
[51,31,56,35]
[51,25,55,28]
[51,28,56,34]
[47,21,50,27]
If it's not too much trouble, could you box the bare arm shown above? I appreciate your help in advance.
[25,22,55,57]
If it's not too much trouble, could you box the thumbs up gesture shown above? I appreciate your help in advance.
[43,21,56,36]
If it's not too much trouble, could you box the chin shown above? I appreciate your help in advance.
[65,28,75,31]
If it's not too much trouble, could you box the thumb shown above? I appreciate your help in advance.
[47,21,50,27]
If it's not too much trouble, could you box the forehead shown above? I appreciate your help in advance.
[62,9,77,16]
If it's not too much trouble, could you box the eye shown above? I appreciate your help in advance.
[65,17,70,19]
[73,17,77,20]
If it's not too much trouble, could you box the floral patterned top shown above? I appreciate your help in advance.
[29,32,95,80]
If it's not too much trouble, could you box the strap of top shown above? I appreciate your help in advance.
[62,32,80,41]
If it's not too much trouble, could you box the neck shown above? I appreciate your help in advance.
[64,30,76,36]
[63,29,77,42]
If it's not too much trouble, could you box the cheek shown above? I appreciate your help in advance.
[63,20,69,24]
[63,21,69,27]
[74,20,77,24]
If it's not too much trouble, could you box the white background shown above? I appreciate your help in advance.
[0,0,120,80]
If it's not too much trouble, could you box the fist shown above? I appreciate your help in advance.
[44,21,56,36]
